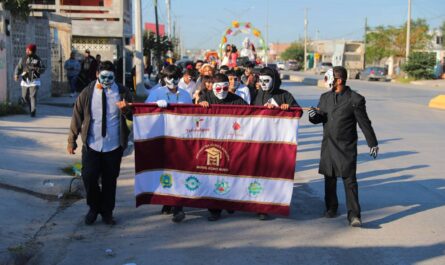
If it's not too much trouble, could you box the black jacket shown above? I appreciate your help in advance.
[309,87,378,177]
[198,91,247,105]
[252,84,300,107]
[14,54,46,81]
[68,81,133,150]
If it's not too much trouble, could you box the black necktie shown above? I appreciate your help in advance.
[102,88,107,137]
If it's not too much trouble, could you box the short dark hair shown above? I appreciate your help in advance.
[184,68,195,77]
[98,61,115,72]
[195,60,204,65]
[225,69,237,76]
[244,61,255,69]
[333,66,348,84]
[161,64,181,79]
[213,73,229,83]
[219,65,229,71]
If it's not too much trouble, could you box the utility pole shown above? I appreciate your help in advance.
[165,0,172,38]
[134,0,144,93]
[154,0,163,73]
[406,0,411,62]
[363,17,367,69]
[304,8,308,71]
[265,0,269,65]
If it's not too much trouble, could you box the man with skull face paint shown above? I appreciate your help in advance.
[146,64,192,223]
[198,73,247,221]
[308,66,378,227]
[145,65,192,107]
[67,61,133,226]
[252,67,300,110]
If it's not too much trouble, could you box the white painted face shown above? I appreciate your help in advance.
[259,75,273,91]
[164,77,179,90]
[98,70,115,88]
[212,82,229,100]
[324,69,334,89]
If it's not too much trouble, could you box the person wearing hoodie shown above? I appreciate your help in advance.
[198,73,247,221]
[14,44,46,117]
[251,67,300,220]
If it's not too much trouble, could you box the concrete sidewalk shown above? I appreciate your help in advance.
[0,97,79,197]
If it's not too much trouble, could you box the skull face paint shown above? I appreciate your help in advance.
[164,76,180,90]
[212,82,229,99]
[259,75,273,91]
[98,70,115,88]
[324,69,335,90]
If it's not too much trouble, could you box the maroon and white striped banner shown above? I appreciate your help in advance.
[133,104,302,215]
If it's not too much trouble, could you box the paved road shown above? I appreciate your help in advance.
[1,79,445,265]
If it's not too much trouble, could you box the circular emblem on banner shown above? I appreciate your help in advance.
[160,173,173,188]
[185,176,200,191]
[214,178,231,195]
[248,181,263,197]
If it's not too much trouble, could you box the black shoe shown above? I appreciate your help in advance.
[161,205,173,215]
[349,217,362,227]
[102,214,116,225]
[84,210,98,225]
[30,111,36,117]
[324,209,338,218]
[258,213,269,221]
[207,213,221,222]
[226,210,235,214]
[172,211,186,223]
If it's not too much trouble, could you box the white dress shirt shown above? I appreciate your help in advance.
[87,81,121,152]
[178,78,197,97]
[145,86,193,104]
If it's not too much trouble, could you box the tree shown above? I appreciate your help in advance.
[280,42,304,62]
[143,31,174,67]
[365,19,431,64]
[402,52,436,79]
[0,0,32,19]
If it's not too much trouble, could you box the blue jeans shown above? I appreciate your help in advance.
[67,75,78,93]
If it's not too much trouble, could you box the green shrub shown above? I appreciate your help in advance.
[0,102,26,116]
[402,52,436,80]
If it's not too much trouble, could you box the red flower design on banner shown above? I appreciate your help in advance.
[232,122,241,131]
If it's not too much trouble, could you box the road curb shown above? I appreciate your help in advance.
[429,95,445,110]
[289,75,319,85]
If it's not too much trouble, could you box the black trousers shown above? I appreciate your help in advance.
[324,174,361,220]
[82,146,123,216]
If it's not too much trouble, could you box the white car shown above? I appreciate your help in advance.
[276,61,285,70]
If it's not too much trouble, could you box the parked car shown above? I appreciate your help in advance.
[315,62,333,74]
[287,60,302,71]
[358,66,388,81]
[276,61,285,70]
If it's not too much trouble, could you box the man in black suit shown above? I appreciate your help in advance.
[308,66,378,227]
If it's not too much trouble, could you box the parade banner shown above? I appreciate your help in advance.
[133,104,302,215]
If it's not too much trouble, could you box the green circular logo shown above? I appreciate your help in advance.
[248,181,263,197]
[185,176,200,191]
[160,174,173,188]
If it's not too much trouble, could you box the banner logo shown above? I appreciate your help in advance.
[160,173,173,188]
[248,181,263,197]
[185,176,200,191]
[214,178,231,195]
[186,118,210,133]
[196,144,230,172]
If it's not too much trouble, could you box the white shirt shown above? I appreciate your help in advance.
[145,86,193,104]
[178,78,197,97]
[235,84,251,104]
[87,81,121,152]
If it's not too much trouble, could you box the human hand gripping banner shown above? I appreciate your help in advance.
[133,104,302,215]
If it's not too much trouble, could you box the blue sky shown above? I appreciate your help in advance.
[140,0,445,50]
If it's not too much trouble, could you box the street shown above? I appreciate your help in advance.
[1,76,445,265]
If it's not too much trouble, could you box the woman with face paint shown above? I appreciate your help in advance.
[198,73,247,108]
[145,64,192,223]
[198,74,247,221]
[252,67,300,110]
[251,67,300,221]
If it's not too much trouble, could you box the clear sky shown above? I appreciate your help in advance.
[140,0,445,50]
